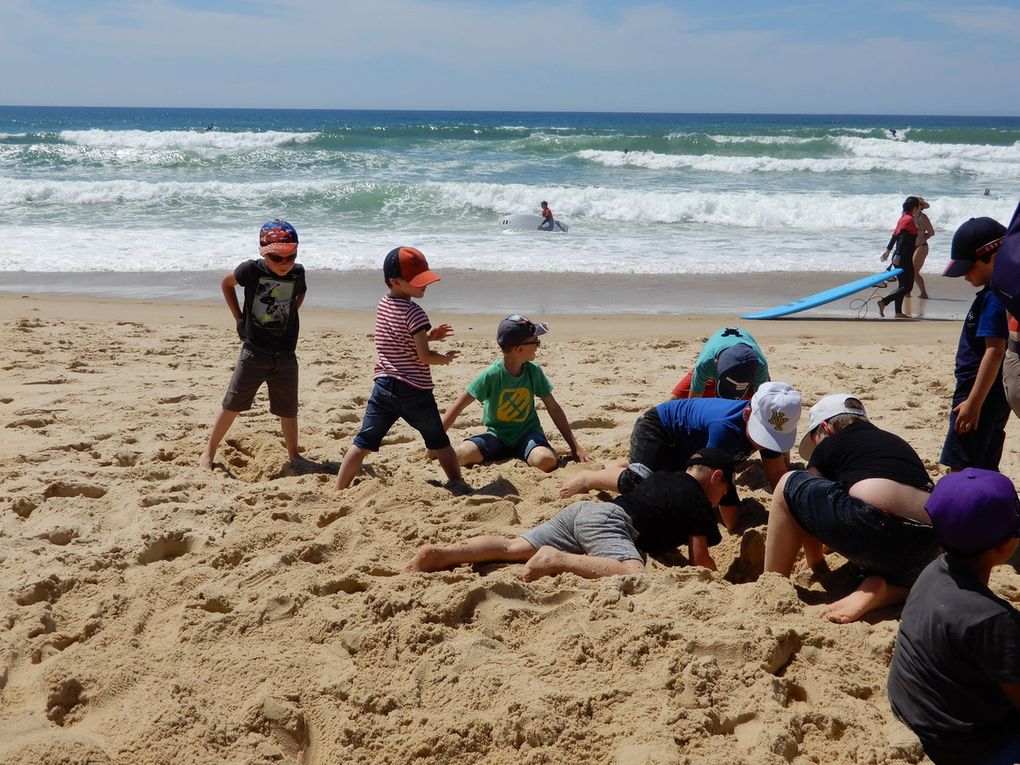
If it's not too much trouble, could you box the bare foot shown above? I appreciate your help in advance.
[558,472,591,499]
[404,545,446,573]
[877,300,886,318]
[520,545,566,581]
[793,556,829,578]
[919,293,930,299]
[199,453,215,471]
[821,575,903,623]
[894,312,911,319]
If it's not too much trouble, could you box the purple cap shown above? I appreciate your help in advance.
[943,217,1006,278]
[715,343,760,399]
[926,469,1020,554]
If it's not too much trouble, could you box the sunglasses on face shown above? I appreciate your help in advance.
[520,339,541,346]
[266,252,297,264]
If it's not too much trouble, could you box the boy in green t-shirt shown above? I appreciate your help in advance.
[440,314,588,472]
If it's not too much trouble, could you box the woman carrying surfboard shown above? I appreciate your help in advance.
[878,196,922,318]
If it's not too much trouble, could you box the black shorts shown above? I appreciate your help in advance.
[629,408,688,470]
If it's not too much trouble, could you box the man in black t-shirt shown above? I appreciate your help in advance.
[200,219,309,471]
[763,393,939,623]
[405,449,732,580]
[888,469,1020,765]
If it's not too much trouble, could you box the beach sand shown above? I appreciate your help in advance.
[1,291,1018,765]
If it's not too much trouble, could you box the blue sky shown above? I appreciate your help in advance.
[5,0,1020,114]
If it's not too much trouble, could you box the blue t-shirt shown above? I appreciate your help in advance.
[654,398,780,460]
[953,287,1007,401]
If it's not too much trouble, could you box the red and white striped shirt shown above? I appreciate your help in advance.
[373,294,434,389]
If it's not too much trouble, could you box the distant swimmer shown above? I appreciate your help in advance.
[204,124,214,132]
[538,201,566,232]
[889,128,898,138]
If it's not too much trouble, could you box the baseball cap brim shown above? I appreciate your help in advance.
[716,361,758,399]
[798,428,819,461]
[942,259,973,278]
[407,270,441,288]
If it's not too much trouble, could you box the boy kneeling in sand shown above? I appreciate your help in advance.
[887,469,1020,765]
[406,449,732,580]
[763,393,939,623]
[438,314,588,472]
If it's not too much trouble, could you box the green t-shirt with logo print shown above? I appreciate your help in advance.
[466,360,553,446]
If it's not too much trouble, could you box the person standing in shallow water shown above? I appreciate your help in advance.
[878,196,922,318]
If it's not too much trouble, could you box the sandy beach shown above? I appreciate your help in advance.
[2,290,1018,765]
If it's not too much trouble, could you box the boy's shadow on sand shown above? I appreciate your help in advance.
[274,457,340,479]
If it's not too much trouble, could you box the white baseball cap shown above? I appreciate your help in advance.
[798,393,868,460]
[746,381,802,453]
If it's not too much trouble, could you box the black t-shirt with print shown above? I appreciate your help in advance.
[235,259,307,353]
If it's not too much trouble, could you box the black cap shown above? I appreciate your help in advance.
[686,448,735,487]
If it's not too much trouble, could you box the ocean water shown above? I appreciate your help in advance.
[2,106,1019,276]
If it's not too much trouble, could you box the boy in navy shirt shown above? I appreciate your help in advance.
[940,217,1009,471]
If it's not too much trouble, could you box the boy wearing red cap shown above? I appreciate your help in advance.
[200,219,307,471]
[335,247,465,491]
[888,469,1020,765]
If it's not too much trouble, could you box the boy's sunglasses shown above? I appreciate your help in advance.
[266,253,297,264]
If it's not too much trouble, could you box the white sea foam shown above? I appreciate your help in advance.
[574,148,1019,179]
[58,129,319,151]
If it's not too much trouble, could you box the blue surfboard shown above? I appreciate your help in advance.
[741,269,903,320]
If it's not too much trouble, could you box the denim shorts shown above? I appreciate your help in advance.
[783,470,939,586]
[222,345,298,417]
[521,500,643,562]
[352,376,451,452]
[466,431,552,462]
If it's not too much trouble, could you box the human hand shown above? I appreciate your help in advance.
[425,448,438,461]
[953,399,980,434]
[879,250,890,262]
[429,323,454,341]
[572,445,590,463]
[440,350,460,364]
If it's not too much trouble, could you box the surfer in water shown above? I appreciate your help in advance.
[538,201,566,232]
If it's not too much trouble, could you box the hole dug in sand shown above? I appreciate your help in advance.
[137,531,195,565]
[46,676,85,726]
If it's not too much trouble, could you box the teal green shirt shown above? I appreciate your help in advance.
[466,360,553,445]
[691,327,769,396]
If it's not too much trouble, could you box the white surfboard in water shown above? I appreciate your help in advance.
[499,214,569,233]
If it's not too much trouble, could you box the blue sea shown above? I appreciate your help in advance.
[2,106,1019,276]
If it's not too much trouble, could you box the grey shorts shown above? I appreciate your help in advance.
[520,501,643,562]
[222,346,299,418]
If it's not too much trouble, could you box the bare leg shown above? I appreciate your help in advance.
[559,464,626,498]
[405,535,535,572]
[453,440,485,467]
[200,408,239,470]
[433,446,463,482]
[527,445,559,473]
[763,474,806,576]
[520,545,644,581]
[335,444,372,490]
[823,576,909,624]
[913,245,929,298]
[279,415,300,461]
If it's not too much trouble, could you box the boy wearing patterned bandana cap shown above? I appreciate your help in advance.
[888,469,1020,765]
[764,392,939,624]
[200,219,308,471]
[559,381,801,532]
